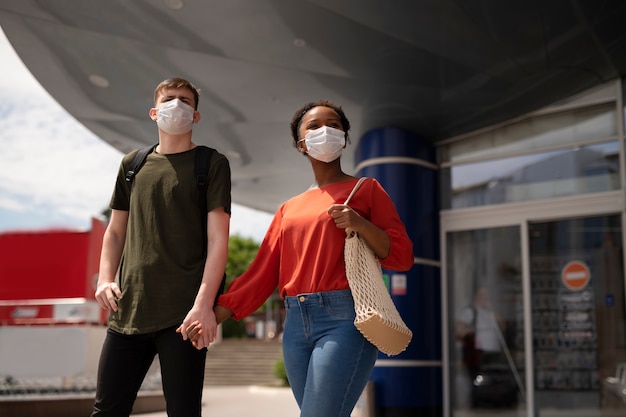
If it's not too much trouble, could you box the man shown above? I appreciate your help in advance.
[456,287,509,407]
[92,77,231,416]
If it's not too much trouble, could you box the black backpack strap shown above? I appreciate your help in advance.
[125,144,157,183]
[194,145,227,300]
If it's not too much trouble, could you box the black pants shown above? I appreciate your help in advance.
[92,326,207,417]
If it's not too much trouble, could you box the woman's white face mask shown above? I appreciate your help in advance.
[300,126,345,163]
[156,99,195,135]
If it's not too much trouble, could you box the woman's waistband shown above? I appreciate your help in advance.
[284,289,353,307]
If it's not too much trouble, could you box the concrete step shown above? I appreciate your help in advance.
[204,339,284,386]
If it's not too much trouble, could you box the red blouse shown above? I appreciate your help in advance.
[218,177,414,320]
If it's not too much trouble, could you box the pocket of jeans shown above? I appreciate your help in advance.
[325,299,356,320]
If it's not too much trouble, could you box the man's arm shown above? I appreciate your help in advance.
[456,320,471,340]
[95,209,128,312]
[179,207,230,348]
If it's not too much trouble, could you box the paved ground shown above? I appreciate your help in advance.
[133,385,300,417]
[127,384,626,417]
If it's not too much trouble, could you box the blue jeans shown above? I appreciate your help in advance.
[283,290,378,417]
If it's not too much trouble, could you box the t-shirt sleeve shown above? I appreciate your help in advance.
[217,207,283,320]
[206,152,232,215]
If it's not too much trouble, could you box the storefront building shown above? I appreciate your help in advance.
[439,79,626,416]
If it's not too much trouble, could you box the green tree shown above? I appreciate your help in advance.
[226,234,260,287]
[221,234,261,338]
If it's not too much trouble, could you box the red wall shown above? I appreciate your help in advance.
[0,218,105,301]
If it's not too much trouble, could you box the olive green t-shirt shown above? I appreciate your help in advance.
[107,146,231,334]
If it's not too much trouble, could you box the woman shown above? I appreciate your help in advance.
[183,100,413,417]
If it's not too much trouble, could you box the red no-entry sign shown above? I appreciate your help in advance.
[561,260,590,291]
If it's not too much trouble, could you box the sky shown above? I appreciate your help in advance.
[0,27,273,242]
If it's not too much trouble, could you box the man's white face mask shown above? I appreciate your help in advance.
[300,126,345,163]
[156,99,195,135]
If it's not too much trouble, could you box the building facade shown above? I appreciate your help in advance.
[437,79,626,416]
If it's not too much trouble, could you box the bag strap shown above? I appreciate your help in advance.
[125,144,157,183]
[343,177,367,206]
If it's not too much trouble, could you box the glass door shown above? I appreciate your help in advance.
[445,213,626,417]
[529,214,626,416]
[447,225,527,416]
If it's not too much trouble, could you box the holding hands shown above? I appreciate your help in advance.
[177,305,234,349]
[178,321,204,349]
[177,304,218,349]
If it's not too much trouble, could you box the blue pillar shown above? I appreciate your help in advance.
[354,127,442,417]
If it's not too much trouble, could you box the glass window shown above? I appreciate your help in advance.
[442,103,617,164]
[439,87,622,210]
[441,141,620,209]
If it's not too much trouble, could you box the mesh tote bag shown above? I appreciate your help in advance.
[343,177,413,356]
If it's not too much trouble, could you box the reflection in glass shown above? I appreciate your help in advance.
[443,142,619,209]
[447,226,525,415]
[443,102,616,163]
[529,215,626,415]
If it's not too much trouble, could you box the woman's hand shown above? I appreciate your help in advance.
[327,204,391,259]
[327,204,365,233]
[177,321,204,348]
[176,305,234,350]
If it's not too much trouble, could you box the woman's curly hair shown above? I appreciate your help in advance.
[289,100,351,147]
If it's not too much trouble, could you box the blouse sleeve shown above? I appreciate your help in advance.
[217,206,283,320]
[367,179,414,271]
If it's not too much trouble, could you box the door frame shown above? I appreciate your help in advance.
[440,190,625,417]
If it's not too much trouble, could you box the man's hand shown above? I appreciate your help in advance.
[178,305,217,350]
[95,281,122,312]
[176,305,234,350]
